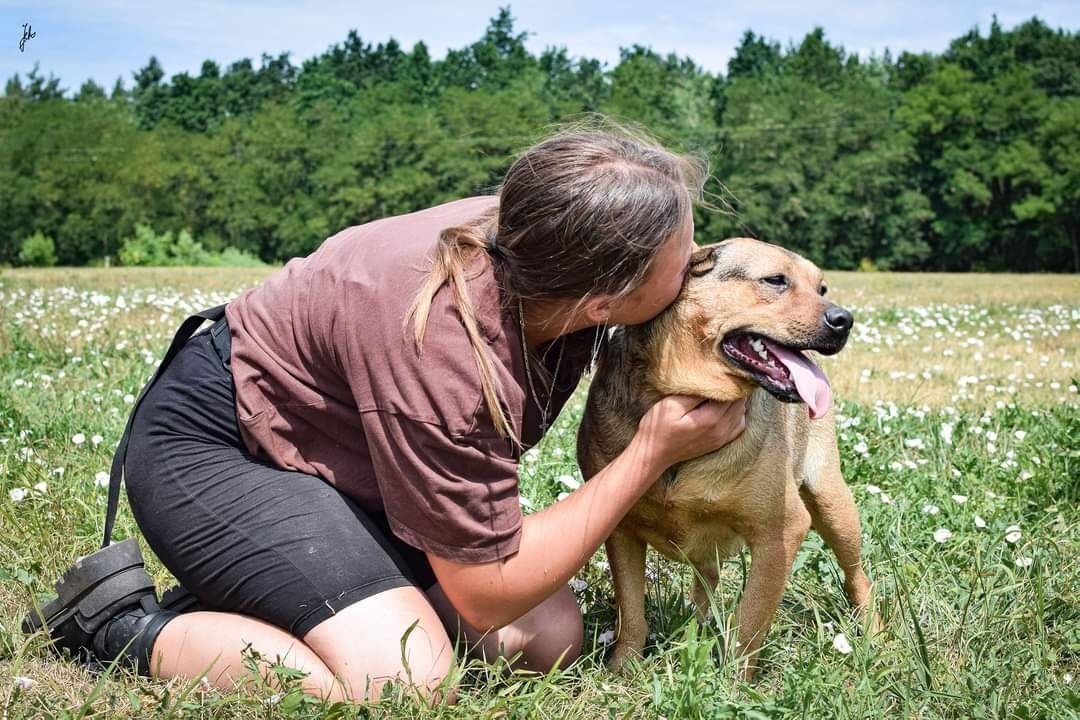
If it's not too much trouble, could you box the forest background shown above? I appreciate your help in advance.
[2,8,1078,273]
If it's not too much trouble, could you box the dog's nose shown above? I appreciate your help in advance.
[824,306,853,334]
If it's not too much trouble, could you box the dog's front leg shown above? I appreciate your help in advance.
[798,471,881,634]
[734,485,811,681]
[690,558,720,627]
[606,527,647,672]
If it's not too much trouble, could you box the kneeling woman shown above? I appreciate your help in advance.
[29,123,747,703]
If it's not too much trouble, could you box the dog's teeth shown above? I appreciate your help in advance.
[756,348,769,361]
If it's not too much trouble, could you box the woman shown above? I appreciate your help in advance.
[29,121,747,703]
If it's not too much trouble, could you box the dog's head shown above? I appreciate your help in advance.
[645,237,852,419]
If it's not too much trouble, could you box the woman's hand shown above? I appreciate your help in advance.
[636,394,748,471]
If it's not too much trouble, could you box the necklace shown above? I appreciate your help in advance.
[517,297,565,434]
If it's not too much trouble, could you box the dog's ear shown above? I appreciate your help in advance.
[688,243,720,277]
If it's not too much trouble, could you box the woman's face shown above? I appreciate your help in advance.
[603,211,695,326]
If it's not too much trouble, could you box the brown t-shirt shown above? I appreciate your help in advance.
[224,195,592,563]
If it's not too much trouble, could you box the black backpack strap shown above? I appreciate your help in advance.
[102,304,228,549]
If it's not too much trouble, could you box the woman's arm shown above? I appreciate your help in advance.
[427,395,747,631]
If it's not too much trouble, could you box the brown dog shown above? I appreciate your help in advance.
[577,238,878,680]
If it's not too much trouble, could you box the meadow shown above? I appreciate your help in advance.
[0,266,1077,719]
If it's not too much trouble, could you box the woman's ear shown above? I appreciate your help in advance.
[583,296,612,326]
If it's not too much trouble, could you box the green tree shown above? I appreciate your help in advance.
[74,79,106,103]
[132,55,167,128]
[1010,97,1080,270]
[715,32,932,270]
[17,231,57,266]
[1,13,1076,271]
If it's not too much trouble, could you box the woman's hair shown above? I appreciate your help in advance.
[405,115,711,445]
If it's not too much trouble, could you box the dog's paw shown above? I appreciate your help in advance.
[605,643,644,675]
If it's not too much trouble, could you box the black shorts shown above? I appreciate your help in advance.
[124,316,437,639]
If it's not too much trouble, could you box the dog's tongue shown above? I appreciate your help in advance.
[761,340,832,419]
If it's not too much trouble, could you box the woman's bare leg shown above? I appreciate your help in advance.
[302,585,457,704]
[150,611,345,700]
[147,582,575,705]
[425,583,583,671]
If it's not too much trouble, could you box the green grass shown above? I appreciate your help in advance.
[0,267,1077,719]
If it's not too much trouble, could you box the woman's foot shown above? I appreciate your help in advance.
[22,538,178,673]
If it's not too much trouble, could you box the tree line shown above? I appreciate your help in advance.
[2,8,1077,271]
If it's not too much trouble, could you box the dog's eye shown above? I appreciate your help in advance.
[761,275,788,288]
[819,284,828,296]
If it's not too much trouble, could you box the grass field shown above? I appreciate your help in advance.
[0,267,1077,719]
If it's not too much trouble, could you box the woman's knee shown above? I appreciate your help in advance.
[302,586,458,704]
[521,585,583,670]
[427,583,583,671]
[151,611,342,701]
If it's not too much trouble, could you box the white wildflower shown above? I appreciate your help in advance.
[91,434,104,446]
[933,528,952,543]
[951,495,967,504]
[832,632,853,654]
[1004,525,1022,544]
[865,484,881,495]
[597,629,616,645]
[1013,430,1026,441]
[570,578,588,592]
[974,515,987,529]
[1014,556,1033,568]
[922,504,940,515]
[13,676,35,691]
[9,488,28,503]
[72,433,86,445]
[557,474,581,490]
[33,481,47,494]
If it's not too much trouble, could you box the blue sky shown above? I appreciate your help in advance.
[3,1,1078,96]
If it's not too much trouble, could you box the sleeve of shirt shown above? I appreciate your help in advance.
[359,408,524,564]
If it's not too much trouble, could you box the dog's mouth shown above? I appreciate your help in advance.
[720,332,833,419]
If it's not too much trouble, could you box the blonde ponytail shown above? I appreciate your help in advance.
[403,206,521,447]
